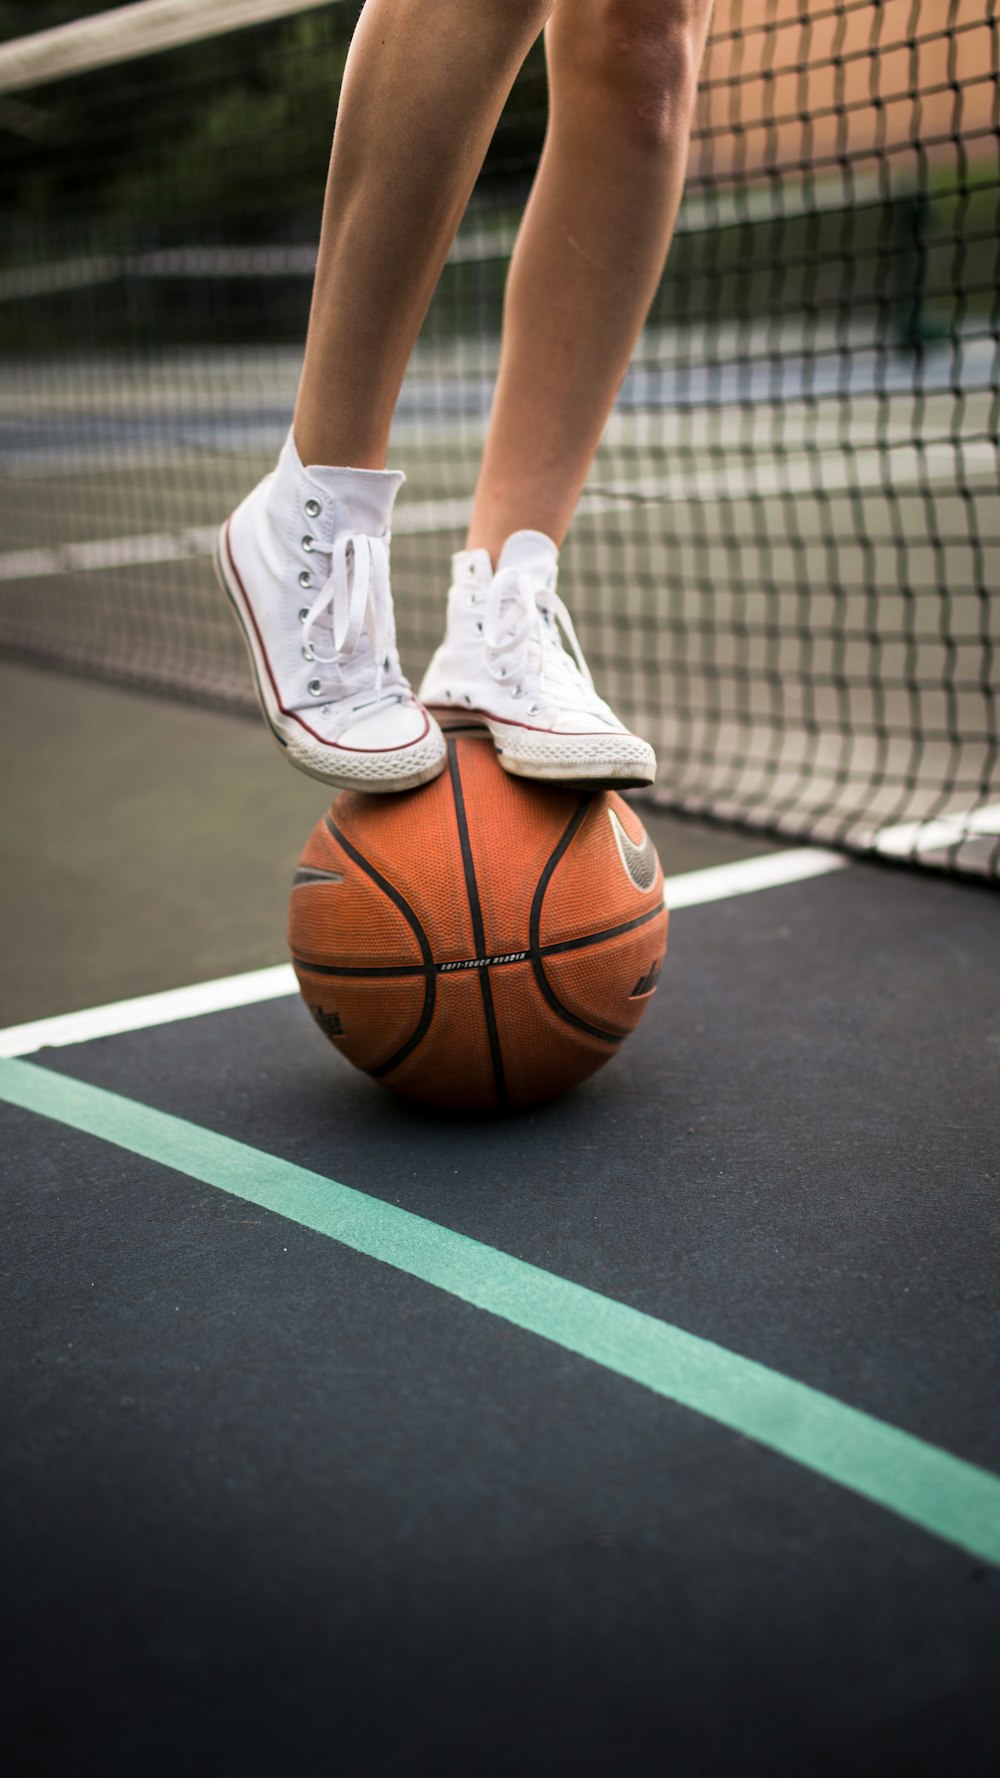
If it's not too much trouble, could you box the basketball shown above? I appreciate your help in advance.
[288,733,668,1112]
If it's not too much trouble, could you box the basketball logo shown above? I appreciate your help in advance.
[608,808,658,893]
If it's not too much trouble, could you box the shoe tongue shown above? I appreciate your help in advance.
[452,547,493,587]
[497,529,559,576]
[305,463,406,538]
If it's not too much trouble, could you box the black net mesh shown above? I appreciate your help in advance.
[1,0,998,875]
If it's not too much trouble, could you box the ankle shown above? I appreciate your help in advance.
[462,527,560,571]
[291,407,390,474]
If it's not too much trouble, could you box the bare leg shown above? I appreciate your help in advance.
[293,0,554,469]
[467,0,715,560]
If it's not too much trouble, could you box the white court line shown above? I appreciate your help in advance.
[664,846,848,908]
[0,964,297,1059]
[871,804,1000,858]
[0,529,220,582]
[0,507,466,582]
[0,231,513,303]
[0,847,847,1059]
[0,503,473,582]
[2,437,995,582]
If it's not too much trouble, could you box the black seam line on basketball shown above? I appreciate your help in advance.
[529,799,623,1046]
[293,903,664,984]
[539,902,665,958]
[446,739,508,1108]
[291,957,426,979]
[324,816,435,1078]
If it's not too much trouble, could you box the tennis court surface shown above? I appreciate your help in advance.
[1,662,998,1777]
[3,1,1000,1771]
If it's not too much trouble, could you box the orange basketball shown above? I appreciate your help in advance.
[288,733,669,1113]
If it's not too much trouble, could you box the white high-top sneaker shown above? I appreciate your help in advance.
[215,429,446,792]
[419,530,656,789]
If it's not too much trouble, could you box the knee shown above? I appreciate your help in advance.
[552,0,713,146]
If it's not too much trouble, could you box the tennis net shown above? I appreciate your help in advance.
[1,0,998,876]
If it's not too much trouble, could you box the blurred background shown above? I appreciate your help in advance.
[1,0,998,917]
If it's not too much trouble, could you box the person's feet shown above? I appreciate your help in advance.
[419,530,657,789]
[215,430,446,793]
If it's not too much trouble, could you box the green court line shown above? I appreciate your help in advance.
[3,1053,999,1568]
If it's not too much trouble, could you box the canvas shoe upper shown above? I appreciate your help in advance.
[419,530,656,788]
[216,428,445,792]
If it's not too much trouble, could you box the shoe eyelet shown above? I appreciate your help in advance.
[298,606,309,622]
[320,705,331,718]
[302,644,315,662]
[304,497,321,519]
[511,685,523,699]
[298,571,311,590]
[302,535,316,554]
[528,704,540,716]
[308,679,322,696]
[475,621,483,634]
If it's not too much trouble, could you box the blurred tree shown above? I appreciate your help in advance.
[1,2,546,247]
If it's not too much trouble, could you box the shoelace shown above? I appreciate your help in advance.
[300,533,405,704]
[483,565,596,716]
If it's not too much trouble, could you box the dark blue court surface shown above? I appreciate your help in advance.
[3,859,999,1778]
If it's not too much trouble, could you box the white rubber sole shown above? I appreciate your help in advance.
[430,707,657,791]
[215,524,447,795]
